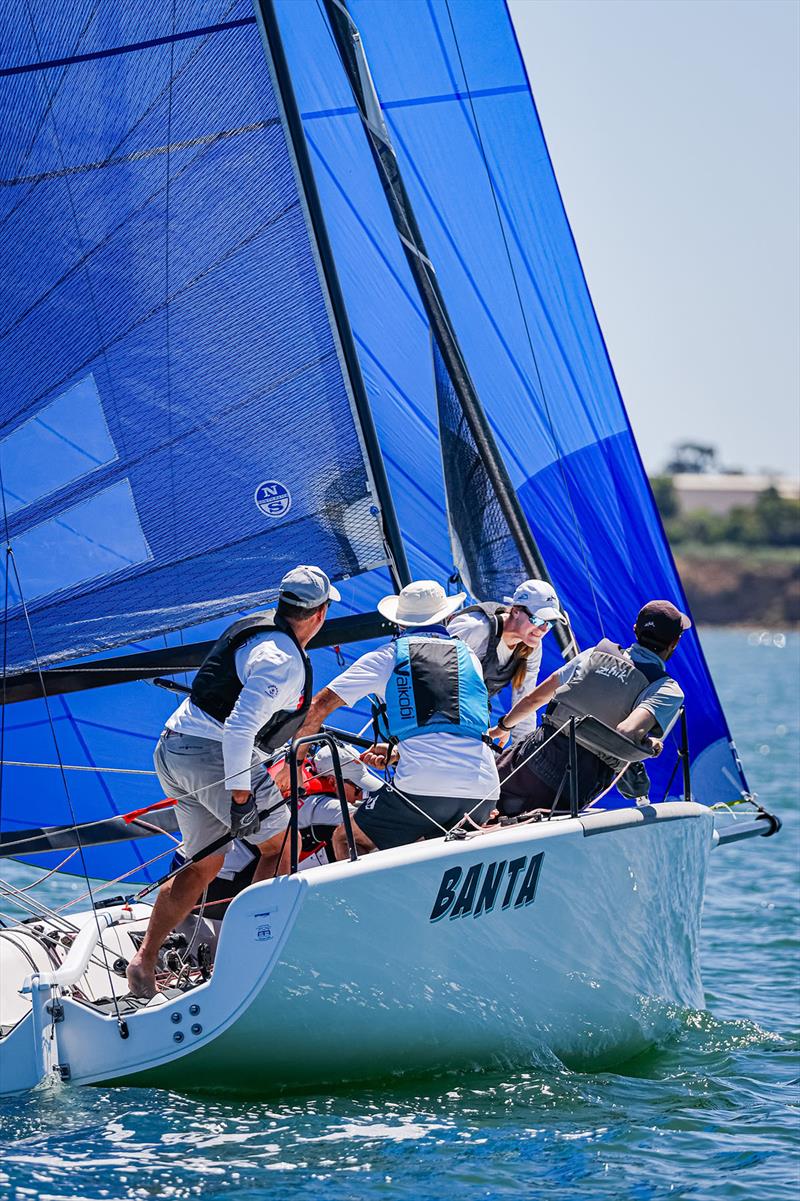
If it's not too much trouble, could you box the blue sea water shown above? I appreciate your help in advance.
[0,628,797,1200]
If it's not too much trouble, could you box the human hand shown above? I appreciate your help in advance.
[271,759,299,797]
[360,743,390,769]
[647,737,664,757]
[490,725,511,749]
[229,792,259,838]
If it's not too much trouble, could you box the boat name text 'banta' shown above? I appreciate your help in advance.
[430,853,544,922]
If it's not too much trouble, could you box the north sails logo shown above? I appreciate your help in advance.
[254,480,291,518]
[429,853,544,922]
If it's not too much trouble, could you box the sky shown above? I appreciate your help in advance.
[509,0,799,477]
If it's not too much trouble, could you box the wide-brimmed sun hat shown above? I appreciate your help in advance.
[377,579,466,628]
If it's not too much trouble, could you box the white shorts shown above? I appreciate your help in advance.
[154,730,289,860]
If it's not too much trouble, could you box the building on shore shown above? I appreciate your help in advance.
[671,474,800,516]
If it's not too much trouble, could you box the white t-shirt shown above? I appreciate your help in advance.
[327,640,500,801]
[447,609,543,738]
[166,631,307,790]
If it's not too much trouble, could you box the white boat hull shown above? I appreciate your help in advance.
[0,802,713,1095]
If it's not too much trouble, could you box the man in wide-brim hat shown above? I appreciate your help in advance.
[288,580,500,855]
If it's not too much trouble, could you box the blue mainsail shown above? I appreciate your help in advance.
[1,0,748,885]
[0,1,389,673]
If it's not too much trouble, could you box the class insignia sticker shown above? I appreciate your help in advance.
[429,853,544,921]
[255,480,291,518]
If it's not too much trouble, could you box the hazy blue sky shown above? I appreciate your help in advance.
[509,0,799,476]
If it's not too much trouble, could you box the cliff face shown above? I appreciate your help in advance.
[676,553,800,627]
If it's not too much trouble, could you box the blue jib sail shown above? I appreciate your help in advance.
[277,0,749,806]
[1,0,747,886]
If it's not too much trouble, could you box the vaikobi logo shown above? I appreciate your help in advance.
[429,853,544,921]
[255,480,291,518]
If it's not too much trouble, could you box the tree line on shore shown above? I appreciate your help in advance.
[650,479,800,550]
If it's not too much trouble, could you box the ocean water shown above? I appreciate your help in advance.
[1,628,798,1201]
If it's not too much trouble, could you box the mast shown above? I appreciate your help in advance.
[255,0,410,590]
[321,0,574,658]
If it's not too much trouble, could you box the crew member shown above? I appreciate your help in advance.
[490,600,690,815]
[200,743,384,913]
[283,580,500,853]
[126,565,340,998]
[447,579,567,738]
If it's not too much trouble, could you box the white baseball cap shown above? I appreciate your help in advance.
[503,578,564,623]
[310,744,383,794]
[279,565,341,609]
[377,580,466,628]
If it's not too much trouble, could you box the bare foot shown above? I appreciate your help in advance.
[126,958,159,1000]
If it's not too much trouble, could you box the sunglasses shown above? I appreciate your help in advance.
[521,610,553,631]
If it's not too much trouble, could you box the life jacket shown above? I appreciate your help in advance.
[545,639,667,769]
[190,611,312,754]
[383,626,489,744]
[453,603,527,697]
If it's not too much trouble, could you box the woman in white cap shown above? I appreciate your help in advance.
[447,579,566,740]
[127,565,340,998]
[291,580,500,854]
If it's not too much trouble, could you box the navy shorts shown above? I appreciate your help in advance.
[354,784,493,851]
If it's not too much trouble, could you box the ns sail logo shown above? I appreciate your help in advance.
[429,853,544,922]
[255,480,291,518]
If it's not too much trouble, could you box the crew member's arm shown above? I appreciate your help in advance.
[617,677,685,756]
[489,671,561,748]
[616,706,659,746]
[271,686,345,794]
[223,645,298,803]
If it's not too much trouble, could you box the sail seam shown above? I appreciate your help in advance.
[0,17,258,78]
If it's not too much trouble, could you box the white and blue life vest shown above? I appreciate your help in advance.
[383,626,489,744]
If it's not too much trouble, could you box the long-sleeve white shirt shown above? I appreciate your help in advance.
[165,631,306,790]
[447,610,543,739]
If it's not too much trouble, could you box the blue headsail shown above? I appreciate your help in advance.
[1,0,749,886]
[276,0,749,806]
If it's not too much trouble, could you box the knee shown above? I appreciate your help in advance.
[186,852,225,887]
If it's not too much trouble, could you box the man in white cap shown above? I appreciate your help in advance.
[447,579,566,739]
[290,580,500,853]
[127,565,340,998]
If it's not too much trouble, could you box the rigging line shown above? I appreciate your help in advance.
[57,841,183,914]
[165,0,179,623]
[0,758,156,775]
[3,546,125,1022]
[441,0,605,638]
[0,849,79,894]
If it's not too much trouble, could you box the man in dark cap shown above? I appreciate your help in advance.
[490,600,691,815]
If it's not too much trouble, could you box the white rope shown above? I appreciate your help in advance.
[451,720,573,833]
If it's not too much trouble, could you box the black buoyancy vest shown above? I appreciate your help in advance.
[454,603,526,696]
[190,611,312,754]
[546,638,668,768]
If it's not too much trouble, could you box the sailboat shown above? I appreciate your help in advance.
[0,0,780,1095]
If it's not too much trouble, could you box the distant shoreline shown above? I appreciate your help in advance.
[675,550,799,628]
